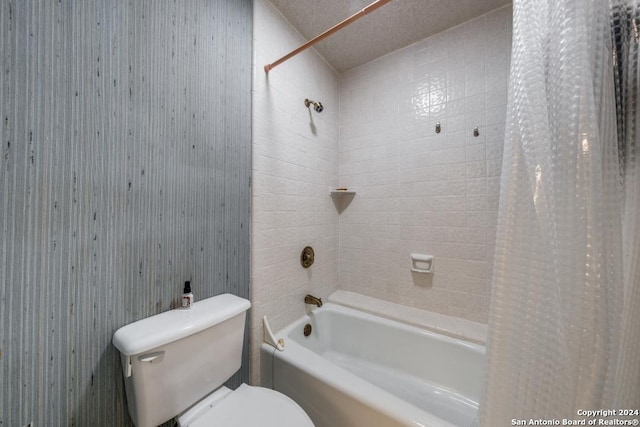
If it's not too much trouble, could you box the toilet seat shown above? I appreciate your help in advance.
[188,384,314,427]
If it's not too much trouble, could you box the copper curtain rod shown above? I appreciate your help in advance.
[264,0,393,73]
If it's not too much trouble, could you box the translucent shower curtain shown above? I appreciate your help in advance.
[611,0,640,406]
[480,0,640,424]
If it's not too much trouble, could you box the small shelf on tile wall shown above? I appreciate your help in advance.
[330,187,355,213]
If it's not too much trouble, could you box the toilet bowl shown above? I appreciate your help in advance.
[112,294,313,427]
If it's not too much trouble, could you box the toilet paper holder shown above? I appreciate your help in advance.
[410,253,434,274]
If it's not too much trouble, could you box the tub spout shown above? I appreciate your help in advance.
[304,294,323,307]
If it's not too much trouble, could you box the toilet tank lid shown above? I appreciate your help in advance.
[112,294,251,356]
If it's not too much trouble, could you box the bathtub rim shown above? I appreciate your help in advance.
[327,290,487,345]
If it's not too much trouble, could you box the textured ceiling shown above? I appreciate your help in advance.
[267,0,512,72]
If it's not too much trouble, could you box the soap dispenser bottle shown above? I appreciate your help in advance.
[182,281,194,309]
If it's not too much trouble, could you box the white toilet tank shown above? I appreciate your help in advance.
[113,294,251,427]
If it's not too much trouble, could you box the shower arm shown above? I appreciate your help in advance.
[264,0,393,73]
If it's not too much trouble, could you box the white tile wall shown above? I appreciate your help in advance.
[337,5,512,323]
[251,0,340,385]
[252,1,512,384]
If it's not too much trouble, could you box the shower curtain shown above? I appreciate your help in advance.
[480,0,640,424]
[610,0,640,407]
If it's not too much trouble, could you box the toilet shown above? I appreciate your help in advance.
[113,294,314,427]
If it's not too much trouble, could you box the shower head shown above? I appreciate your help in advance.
[305,99,324,113]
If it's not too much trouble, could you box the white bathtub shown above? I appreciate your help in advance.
[261,303,485,427]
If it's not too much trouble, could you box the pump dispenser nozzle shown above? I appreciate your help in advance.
[182,281,194,309]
